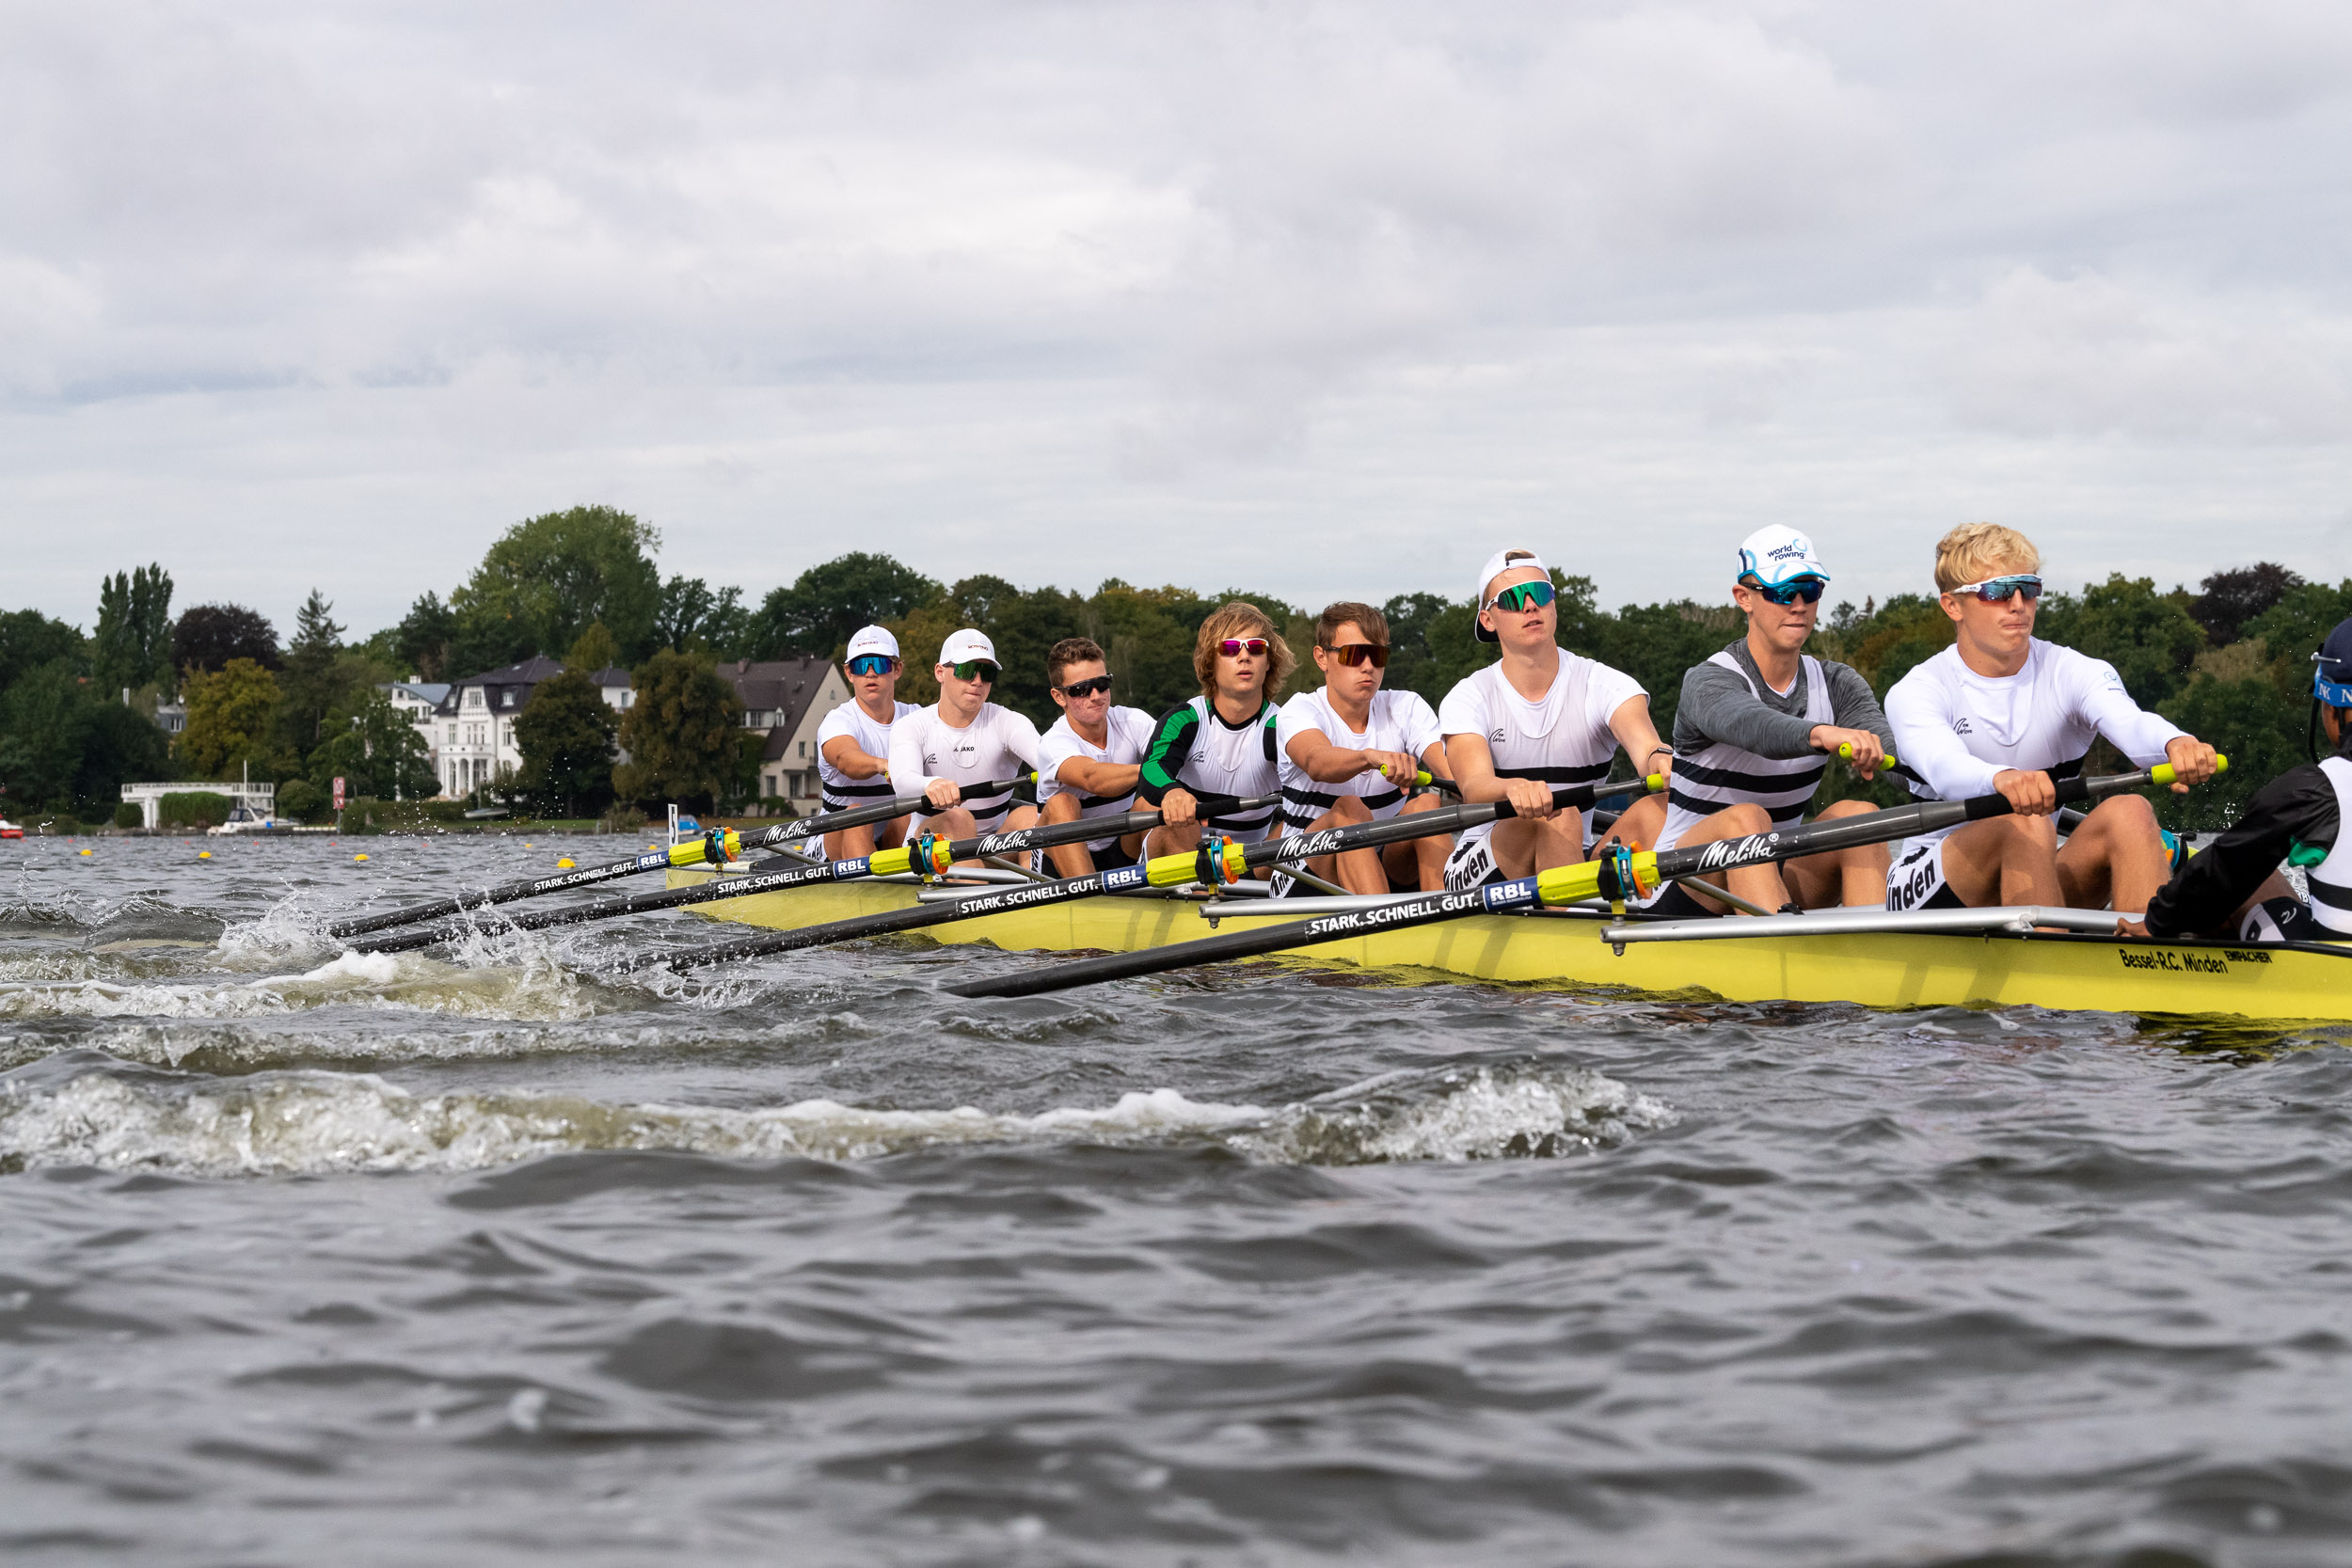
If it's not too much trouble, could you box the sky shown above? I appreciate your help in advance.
[6,0,2351,640]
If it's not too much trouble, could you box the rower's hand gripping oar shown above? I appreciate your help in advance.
[323,777,1030,939]
[625,772,1665,975]
[944,758,2220,999]
[346,795,1274,956]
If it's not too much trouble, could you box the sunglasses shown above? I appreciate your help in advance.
[1321,642,1390,669]
[946,659,999,683]
[1950,575,2042,605]
[1057,673,1115,699]
[1216,638,1271,658]
[1486,580,1556,614]
[846,655,899,676]
[1742,576,1827,607]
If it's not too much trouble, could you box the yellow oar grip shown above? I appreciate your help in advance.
[1145,849,1197,888]
[1645,772,1664,792]
[870,847,913,877]
[2148,753,2227,788]
[1836,742,1894,765]
[667,829,743,867]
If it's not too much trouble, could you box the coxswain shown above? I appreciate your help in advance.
[1647,526,1897,916]
[815,625,919,861]
[885,628,1041,853]
[1137,602,1289,863]
[1883,523,2220,914]
[1438,548,1672,889]
[1034,637,1156,877]
[1275,600,1449,894]
[2126,615,2352,942]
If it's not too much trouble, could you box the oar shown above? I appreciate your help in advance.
[324,780,1023,939]
[345,796,1274,955]
[622,772,1666,975]
[944,758,2220,999]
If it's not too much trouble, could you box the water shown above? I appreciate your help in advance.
[5,832,2352,1566]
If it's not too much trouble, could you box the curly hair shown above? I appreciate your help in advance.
[1191,601,1295,701]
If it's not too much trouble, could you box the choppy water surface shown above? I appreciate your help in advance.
[5,834,2352,1566]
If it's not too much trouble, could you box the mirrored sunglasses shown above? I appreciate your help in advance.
[1951,575,2042,605]
[1744,576,1827,606]
[1216,637,1271,657]
[847,655,899,676]
[1322,642,1391,669]
[948,659,999,683]
[1057,673,1115,699]
[1486,580,1556,614]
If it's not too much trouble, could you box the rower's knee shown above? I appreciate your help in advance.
[1327,796,1373,826]
[1040,793,1081,826]
[1817,799,1877,821]
[2085,793,2157,835]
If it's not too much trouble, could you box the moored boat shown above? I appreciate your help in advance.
[664,866,2352,1024]
[0,817,21,839]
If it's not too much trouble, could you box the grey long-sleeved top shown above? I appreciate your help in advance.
[1671,640,1894,761]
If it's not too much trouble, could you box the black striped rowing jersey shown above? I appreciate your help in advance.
[1136,696,1282,843]
[1438,653,1644,853]
[816,699,920,812]
[1275,688,1442,830]
[1036,705,1155,851]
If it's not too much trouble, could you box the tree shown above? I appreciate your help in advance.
[655,576,754,657]
[74,700,171,813]
[0,610,86,693]
[564,622,622,674]
[612,650,745,811]
[180,658,284,778]
[2190,563,2304,648]
[0,662,95,807]
[279,589,348,753]
[392,592,458,680]
[449,505,663,672]
[310,688,437,803]
[174,603,280,675]
[514,668,618,817]
[2035,575,2205,710]
[91,564,174,695]
[751,553,943,658]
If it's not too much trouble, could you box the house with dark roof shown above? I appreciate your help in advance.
[718,657,850,807]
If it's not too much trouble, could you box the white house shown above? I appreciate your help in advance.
[719,657,850,806]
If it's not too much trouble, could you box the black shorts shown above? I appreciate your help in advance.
[1090,839,1141,873]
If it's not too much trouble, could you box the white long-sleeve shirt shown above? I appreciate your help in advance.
[1885,640,2185,802]
[885,703,1041,830]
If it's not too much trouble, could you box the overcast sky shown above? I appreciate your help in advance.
[6,0,2350,639]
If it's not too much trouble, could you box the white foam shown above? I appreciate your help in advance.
[0,946,611,1024]
[0,1064,1669,1178]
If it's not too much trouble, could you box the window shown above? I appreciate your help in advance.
[501,689,515,707]
[797,739,806,757]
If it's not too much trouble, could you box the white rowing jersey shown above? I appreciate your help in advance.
[1438,653,1645,858]
[2315,757,2352,938]
[817,699,920,812]
[1036,705,1156,850]
[1660,652,1835,851]
[1276,687,1443,830]
[1885,641,2184,836]
[886,702,1042,831]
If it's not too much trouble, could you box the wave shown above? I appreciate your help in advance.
[0,1062,1671,1178]
[0,948,617,1025]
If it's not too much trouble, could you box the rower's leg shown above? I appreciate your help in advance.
[875,814,912,851]
[1040,793,1097,878]
[1482,815,1584,879]
[1301,798,1388,894]
[1143,818,1202,862]
[1655,802,1789,915]
[1600,794,1667,851]
[825,824,877,861]
[1783,800,1893,909]
[2055,794,2168,913]
[1935,815,2061,906]
[1380,793,1449,891]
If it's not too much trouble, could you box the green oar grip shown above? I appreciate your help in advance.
[1836,742,1894,767]
[668,830,740,867]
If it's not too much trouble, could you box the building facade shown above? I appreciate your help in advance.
[720,657,850,806]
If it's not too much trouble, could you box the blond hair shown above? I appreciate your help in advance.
[1933,523,2042,594]
[1192,601,1295,700]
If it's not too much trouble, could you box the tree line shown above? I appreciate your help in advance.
[0,499,2341,832]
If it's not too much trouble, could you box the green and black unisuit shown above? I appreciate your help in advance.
[1137,696,1282,843]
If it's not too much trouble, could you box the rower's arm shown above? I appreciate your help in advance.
[1442,732,1507,803]
[1605,693,1673,782]
[1675,659,1815,759]
[1055,755,1141,796]
[885,721,937,800]
[821,734,888,781]
[2067,651,2186,765]
[1136,706,1200,806]
[1885,677,1998,799]
[1284,727,1393,784]
[2144,766,2339,938]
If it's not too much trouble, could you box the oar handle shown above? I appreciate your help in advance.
[1837,741,1896,767]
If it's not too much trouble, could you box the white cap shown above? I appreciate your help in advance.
[846,625,899,662]
[937,627,998,667]
[1736,525,1831,587]
[1472,548,1551,644]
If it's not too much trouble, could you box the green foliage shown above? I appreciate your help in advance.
[2190,563,2302,647]
[1815,594,1953,694]
[113,801,142,830]
[392,592,458,680]
[277,778,326,822]
[451,505,663,673]
[0,610,86,691]
[159,791,232,829]
[613,650,745,811]
[2033,575,2204,709]
[92,564,174,694]
[0,662,96,808]
[2240,579,2352,687]
[278,589,348,753]
[76,703,171,815]
[180,658,285,779]
[564,622,623,674]
[655,577,754,658]
[311,688,437,803]
[2161,673,2311,832]
[173,603,280,675]
[753,553,944,659]
[514,668,618,816]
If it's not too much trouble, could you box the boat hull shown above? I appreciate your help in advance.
[665,870,2352,1023]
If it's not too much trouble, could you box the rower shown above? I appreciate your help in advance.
[1137,602,1289,863]
[816,625,920,861]
[1034,637,1156,877]
[1275,600,1449,894]
[1646,526,1896,917]
[1883,523,2220,914]
[1438,548,1672,890]
[885,627,1041,853]
[2128,615,2352,943]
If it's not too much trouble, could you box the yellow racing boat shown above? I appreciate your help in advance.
[665,865,2352,1025]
